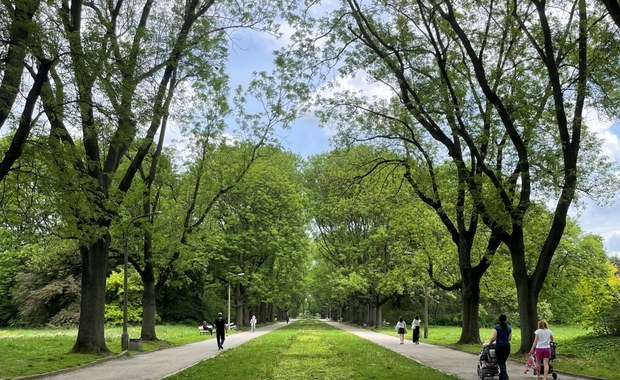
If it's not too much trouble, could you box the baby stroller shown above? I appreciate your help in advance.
[477,343,500,379]
[526,342,558,379]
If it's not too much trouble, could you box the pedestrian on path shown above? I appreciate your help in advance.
[411,315,421,344]
[488,314,511,380]
[250,315,257,332]
[214,312,227,350]
[530,319,554,380]
[395,317,407,344]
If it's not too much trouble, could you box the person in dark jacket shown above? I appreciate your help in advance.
[488,314,512,380]
[214,312,228,350]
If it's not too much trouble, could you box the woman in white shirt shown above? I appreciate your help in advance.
[529,319,554,380]
[395,317,407,344]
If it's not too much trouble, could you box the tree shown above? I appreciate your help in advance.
[285,0,618,349]
[35,0,287,354]
[208,147,311,326]
[0,0,52,183]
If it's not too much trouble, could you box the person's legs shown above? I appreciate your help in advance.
[543,357,550,380]
[535,350,543,380]
[495,344,510,380]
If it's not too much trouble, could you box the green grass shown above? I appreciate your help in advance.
[167,319,457,380]
[2,322,618,379]
[0,325,218,378]
[373,324,620,379]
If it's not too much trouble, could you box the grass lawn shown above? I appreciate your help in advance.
[2,321,618,379]
[373,324,620,379]
[0,325,217,378]
[167,319,457,380]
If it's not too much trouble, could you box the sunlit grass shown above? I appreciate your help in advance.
[2,322,618,379]
[0,324,217,378]
[167,319,458,380]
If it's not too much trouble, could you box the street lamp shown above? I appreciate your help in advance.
[121,211,161,351]
[227,272,244,336]
[404,251,429,339]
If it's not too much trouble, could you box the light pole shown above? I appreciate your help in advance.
[121,211,161,351]
[404,251,430,338]
[227,272,244,336]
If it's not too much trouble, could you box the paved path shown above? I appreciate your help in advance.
[23,320,595,380]
[326,321,592,380]
[27,323,288,380]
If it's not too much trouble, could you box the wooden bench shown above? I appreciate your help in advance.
[199,325,213,335]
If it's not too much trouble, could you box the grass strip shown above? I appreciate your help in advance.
[167,319,457,380]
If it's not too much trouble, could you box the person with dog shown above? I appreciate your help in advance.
[488,314,512,380]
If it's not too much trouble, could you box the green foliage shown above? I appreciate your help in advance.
[580,261,620,336]
[105,269,144,326]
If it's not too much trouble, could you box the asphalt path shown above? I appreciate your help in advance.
[325,321,594,380]
[20,320,595,380]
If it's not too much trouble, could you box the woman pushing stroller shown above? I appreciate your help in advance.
[529,319,554,380]
[487,314,511,380]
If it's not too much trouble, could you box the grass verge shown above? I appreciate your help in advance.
[167,319,457,380]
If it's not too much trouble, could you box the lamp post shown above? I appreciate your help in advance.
[404,251,429,338]
[122,211,161,351]
[227,272,244,336]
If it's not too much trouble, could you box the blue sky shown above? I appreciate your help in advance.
[224,28,620,258]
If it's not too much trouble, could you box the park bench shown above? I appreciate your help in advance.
[199,324,213,335]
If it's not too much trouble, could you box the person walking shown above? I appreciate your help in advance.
[250,315,257,332]
[395,317,407,344]
[488,314,511,380]
[411,315,421,344]
[530,319,554,380]
[214,312,228,350]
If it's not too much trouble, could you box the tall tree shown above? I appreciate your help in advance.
[36,0,287,354]
[284,0,618,349]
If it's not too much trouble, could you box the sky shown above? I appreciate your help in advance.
[222,26,620,258]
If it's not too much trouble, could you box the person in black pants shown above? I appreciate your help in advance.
[214,312,228,350]
[488,314,512,380]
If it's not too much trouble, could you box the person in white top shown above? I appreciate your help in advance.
[529,319,554,380]
[411,316,421,344]
[250,315,257,332]
[395,317,407,344]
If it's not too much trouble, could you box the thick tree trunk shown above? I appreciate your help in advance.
[457,269,482,344]
[140,276,158,341]
[72,237,110,354]
[515,276,539,353]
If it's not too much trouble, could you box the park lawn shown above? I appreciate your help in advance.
[167,319,458,380]
[374,324,620,379]
[0,325,217,378]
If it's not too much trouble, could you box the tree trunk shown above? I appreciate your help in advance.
[140,275,158,341]
[457,268,482,344]
[515,275,539,353]
[71,237,110,354]
[235,284,243,326]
